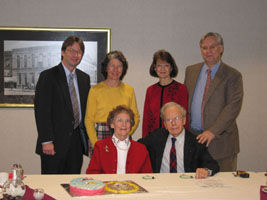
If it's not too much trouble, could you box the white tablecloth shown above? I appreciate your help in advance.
[22,172,266,200]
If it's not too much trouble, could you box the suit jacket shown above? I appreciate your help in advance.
[138,128,219,174]
[34,63,91,158]
[86,138,153,174]
[184,62,243,160]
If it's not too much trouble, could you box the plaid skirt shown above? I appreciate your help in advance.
[88,122,113,157]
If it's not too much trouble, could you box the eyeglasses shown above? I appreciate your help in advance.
[155,64,170,69]
[165,116,183,123]
[108,64,123,70]
[114,118,131,124]
[66,48,83,56]
[201,44,220,51]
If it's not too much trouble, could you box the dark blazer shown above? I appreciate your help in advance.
[138,128,219,174]
[34,63,90,158]
[86,138,153,174]
[184,62,243,160]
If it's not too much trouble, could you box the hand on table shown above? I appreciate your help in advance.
[42,143,56,155]
[195,168,209,179]
[196,130,215,147]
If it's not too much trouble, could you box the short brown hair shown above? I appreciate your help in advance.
[107,105,135,131]
[61,36,85,60]
[149,49,178,78]
[101,50,128,80]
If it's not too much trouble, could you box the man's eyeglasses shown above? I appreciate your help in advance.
[201,44,220,51]
[165,116,183,123]
[66,48,83,56]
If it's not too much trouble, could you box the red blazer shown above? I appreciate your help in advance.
[86,138,152,174]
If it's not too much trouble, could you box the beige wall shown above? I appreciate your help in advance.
[0,0,266,174]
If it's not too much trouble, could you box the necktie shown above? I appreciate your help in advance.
[170,137,177,173]
[201,69,211,128]
[68,73,80,129]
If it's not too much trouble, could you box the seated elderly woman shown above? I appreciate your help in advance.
[86,105,152,174]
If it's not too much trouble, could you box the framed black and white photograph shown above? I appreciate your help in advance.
[0,27,111,107]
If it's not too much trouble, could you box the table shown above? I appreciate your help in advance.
[22,172,266,200]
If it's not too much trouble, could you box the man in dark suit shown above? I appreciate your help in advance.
[139,102,219,178]
[34,36,91,174]
[184,32,243,171]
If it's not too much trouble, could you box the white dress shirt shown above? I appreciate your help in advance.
[112,135,131,174]
[160,129,185,173]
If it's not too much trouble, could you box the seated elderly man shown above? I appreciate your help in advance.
[138,102,219,178]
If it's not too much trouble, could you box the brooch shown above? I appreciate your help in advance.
[104,145,109,152]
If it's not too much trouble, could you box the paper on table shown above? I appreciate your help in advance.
[196,179,231,188]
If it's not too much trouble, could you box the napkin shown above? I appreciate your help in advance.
[22,185,56,200]
[261,186,267,200]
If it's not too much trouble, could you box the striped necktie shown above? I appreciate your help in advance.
[68,73,80,129]
[170,137,177,173]
[201,69,211,128]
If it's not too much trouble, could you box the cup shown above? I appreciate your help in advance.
[33,188,44,200]
[0,172,9,187]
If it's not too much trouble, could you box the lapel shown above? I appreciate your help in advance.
[56,63,74,118]
[106,138,118,171]
[76,69,90,118]
[105,138,116,153]
[183,130,195,170]
[157,129,169,171]
[204,62,226,106]
[159,130,169,155]
[76,69,85,116]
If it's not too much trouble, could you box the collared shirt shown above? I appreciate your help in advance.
[160,129,185,173]
[190,61,221,131]
[112,135,131,174]
[62,63,82,124]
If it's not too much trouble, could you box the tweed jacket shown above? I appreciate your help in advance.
[184,62,243,159]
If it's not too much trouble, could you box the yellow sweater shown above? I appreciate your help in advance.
[84,81,140,147]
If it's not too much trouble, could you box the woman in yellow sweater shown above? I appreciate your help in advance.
[85,50,140,156]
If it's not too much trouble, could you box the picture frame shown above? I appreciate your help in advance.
[0,26,111,107]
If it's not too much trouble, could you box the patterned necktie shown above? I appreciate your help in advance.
[170,137,177,173]
[201,69,211,128]
[68,73,80,129]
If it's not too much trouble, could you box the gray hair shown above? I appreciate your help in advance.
[200,32,224,46]
[160,102,186,120]
[199,32,224,56]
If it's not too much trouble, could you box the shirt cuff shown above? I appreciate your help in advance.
[42,141,53,144]
[204,168,213,176]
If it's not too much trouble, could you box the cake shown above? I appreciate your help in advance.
[69,177,105,196]
[105,181,139,194]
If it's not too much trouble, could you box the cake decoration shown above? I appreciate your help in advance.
[105,181,139,194]
[65,178,148,196]
[69,177,105,196]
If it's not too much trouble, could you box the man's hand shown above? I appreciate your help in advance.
[196,130,215,147]
[42,142,56,155]
[195,168,209,179]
